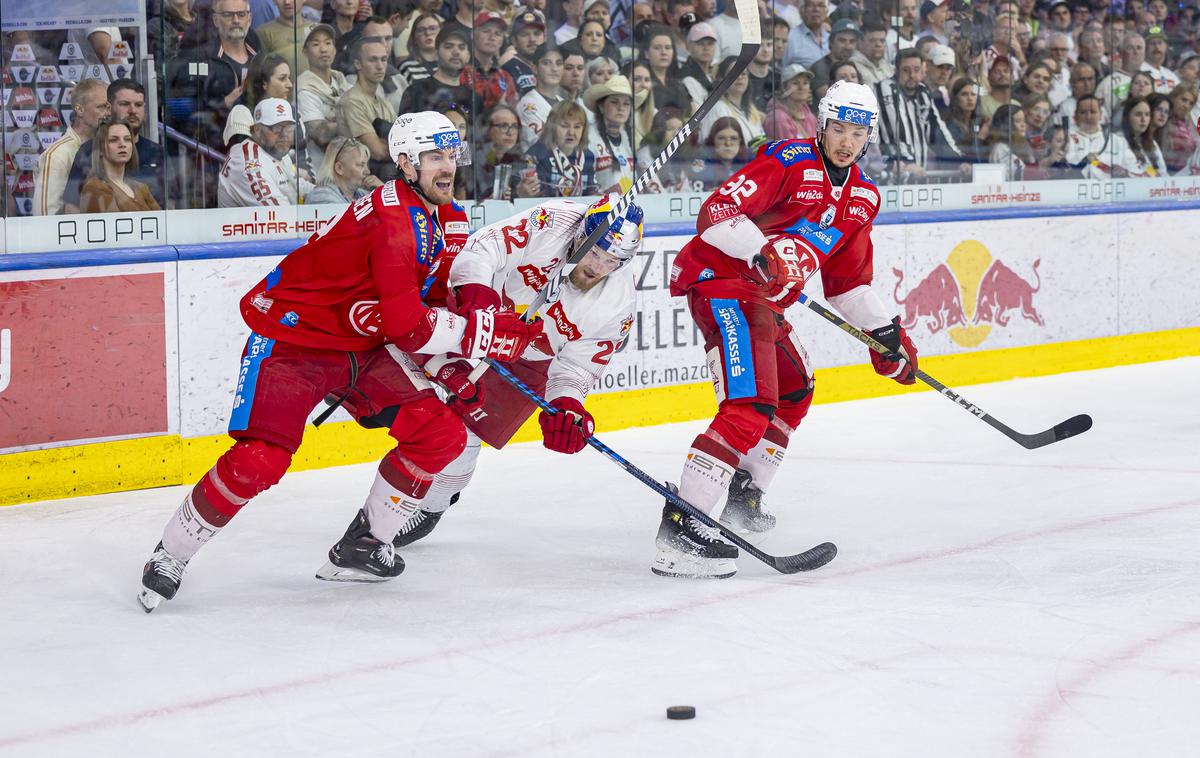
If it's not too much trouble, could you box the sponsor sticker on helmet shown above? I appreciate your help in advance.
[836,105,872,125]
[432,130,461,148]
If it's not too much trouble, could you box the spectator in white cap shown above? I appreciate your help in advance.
[850,19,894,87]
[218,98,314,207]
[681,21,720,111]
[924,44,957,113]
[764,63,817,139]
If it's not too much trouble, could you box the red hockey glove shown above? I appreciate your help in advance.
[538,397,594,454]
[752,237,808,302]
[868,317,918,385]
[430,359,485,411]
[460,309,543,362]
[453,282,503,315]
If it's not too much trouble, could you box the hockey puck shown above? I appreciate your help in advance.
[666,705,696,720]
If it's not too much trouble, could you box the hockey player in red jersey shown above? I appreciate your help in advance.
[137,112,543,611]
[655,81,920,579]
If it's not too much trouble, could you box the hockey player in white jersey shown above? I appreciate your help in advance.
[389,193,644,545]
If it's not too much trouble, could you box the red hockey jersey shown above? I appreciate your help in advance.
[239,181,470,352]
[670,138,882,310]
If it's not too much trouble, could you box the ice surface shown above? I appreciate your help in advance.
[2,358,1198,757]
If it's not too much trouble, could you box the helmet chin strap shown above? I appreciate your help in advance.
[400,157,436,204]
[815,138,852,185]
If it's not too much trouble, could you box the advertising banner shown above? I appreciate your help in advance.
[0,272,168,451]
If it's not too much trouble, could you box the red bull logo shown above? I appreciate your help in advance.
[893,241,1045,347]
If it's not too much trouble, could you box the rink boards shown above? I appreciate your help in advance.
[1,203,1198,505]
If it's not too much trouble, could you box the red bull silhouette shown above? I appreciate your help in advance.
[893,264,967,334]
[974,258,1044,327]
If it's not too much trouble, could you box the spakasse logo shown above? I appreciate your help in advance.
[893,241,1044,347]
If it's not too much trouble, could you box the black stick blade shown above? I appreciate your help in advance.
[1054,413,1093,441]
[772,542,838,574]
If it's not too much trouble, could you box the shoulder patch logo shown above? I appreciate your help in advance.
[770,141,817,167]
[408,207,434,264]
[851,186,878,206]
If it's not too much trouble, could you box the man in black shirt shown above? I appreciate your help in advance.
[398,27,474,116]
[504,10,545,96]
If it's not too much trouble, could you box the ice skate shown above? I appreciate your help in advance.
[652,489,739,579]
[392,508,444,548]
[718,469,777,535]
[138,542,189,613]
[316,510,405,582]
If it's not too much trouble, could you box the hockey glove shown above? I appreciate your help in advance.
[453,282,503,315]
[752,237,809,303]
[428,358,485,411]
[868,317,918,385]
[538,397,594,455]
[460,309,543,362]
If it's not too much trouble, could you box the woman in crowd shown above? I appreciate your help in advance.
[829,60,862,85]
[1109,96,1165,177]
[476,104,531,199]
[1162,84,1198,173]
[586,56,618,87]
[945,78,991,162]
[1114,71,1156,129]
[637,110,702,192]
[1036,124,1070,179]
[297,24,349,174]
[1012,62,1053,102]
[527,100,599,196]
[631,61,658,145]
[763,64,817,140]
[398,13,441,88]
[1147,92,1171,157]
[584,75,636,192]
[519,43,565,148]
[700,56,765,144]
[80,117,161,213]
[988,104,1036,180]
[568,19,621,63]
[306,137,379,203]
[697,116,750,189]
[1022,93,1053,153]
[245,52,294,110]
[641,25,689,119]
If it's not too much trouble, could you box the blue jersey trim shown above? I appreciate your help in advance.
[710,299,756,400]
[229,333,275,433]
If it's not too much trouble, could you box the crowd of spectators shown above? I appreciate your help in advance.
[7,0,1200,215]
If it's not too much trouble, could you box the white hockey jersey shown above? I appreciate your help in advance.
[449,200,637,404]
[217,139,313,207]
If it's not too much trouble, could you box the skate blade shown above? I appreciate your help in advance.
[650,549,736,579]
[315,561,393,583]
[138,588,165,613]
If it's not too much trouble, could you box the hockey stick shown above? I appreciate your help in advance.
[484,359,837,574]
[521,1,763,321]
[795,292,1093,450]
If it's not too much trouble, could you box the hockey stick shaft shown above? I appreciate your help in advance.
[522,3,763,320]
[484,358,837,574]
[795,292,1092,449]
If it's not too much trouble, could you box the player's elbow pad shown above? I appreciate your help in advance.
[828,285,893,331]
[392,308,468,354]
[700,215,770,263]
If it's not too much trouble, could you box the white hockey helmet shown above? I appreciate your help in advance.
[817,80,880,158]
[387,111,470,167]
[580,193,645,270]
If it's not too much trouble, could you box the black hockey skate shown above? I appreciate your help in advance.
[138,542,188,613]
[651,487,739,579]
[392,493,457,548]
[316,510,405,582]
[718,469,778,535]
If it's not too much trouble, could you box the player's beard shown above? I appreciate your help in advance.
[419,168,456,205]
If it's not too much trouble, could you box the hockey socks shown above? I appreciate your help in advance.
[160,470,245,562]
[361,450,434,543]
[739,422,791,494]
[677,433,743,517]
